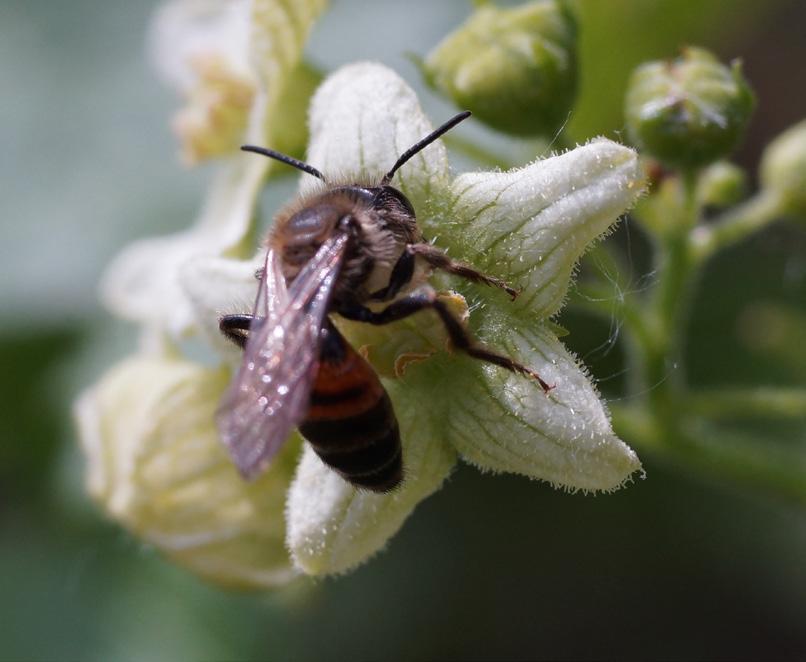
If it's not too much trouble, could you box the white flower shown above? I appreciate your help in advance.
[79,62,645,584]
[75,353,299,588]
[100,0,328,337]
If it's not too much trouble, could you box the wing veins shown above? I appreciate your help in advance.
[217,233,350,478]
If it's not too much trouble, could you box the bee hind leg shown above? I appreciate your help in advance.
[338,290,553,393]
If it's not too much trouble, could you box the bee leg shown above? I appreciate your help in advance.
[368,248,416,301]
[338,291,553,393]
[219,314,262,350]
[407,243,520,300]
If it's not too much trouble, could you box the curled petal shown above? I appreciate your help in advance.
[446,323,641,492]
[447,139,645,319]
[303,62,451,210]
[286,382,457,575]
[75,354,298,588]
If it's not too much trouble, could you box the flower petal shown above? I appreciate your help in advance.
[107,0,330,332]
[245,0,329,146]
[100,155,267,336]
[179,253,262,359]
[75,353,298,589]
[248,0,328,87]
[446,323,641,491]
[286,381,457,575]
[333,291,470,379]
[446,138,644,319]
[303,62,450,211]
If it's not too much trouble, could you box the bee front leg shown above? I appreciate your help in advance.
[407,243,520,300]
[219,314,261,350]
[338,291,553,393]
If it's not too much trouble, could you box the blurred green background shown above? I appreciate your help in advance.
[2,0,805,659]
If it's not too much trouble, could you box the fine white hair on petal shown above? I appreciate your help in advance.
[148,0,252,91]
[302,62,451,208]
[447,323,642,492]
[448,138,645,319]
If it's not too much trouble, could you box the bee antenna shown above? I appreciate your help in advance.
[240,145,325,181]
[381,111,471,186]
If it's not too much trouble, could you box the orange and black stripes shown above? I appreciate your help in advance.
[299,323,402,492]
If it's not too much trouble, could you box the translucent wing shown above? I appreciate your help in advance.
[217,233,349,479]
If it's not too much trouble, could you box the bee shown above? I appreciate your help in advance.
[217,111,551,493]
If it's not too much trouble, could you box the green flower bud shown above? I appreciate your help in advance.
[422,0,577,137]
[760,119,806,216]
[625,47,755,169]
[697,161,746,207]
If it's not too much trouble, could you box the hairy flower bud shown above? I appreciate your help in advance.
[423,0,577,137]
[625,47,755,169]
[760,119,806,216]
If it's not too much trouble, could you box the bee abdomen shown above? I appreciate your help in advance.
[300,323,402,492]
[300,393,402,492]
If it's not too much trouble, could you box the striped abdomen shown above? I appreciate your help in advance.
[299,322,402,492]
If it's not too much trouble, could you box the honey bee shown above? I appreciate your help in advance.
[217,111,551,493]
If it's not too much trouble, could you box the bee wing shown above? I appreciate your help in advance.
[254,245,289,323]
[217,233,350,479]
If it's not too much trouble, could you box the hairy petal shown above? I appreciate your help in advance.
[75,354,298,589]
[303,62,451,211]
[447,322,641,492]
[447,139,644,319]
[286,382,457,575]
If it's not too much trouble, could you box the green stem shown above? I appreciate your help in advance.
[682,387,806,419]
[611,405,806,505]
[643,170,700,411]
[689,189,783,263]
